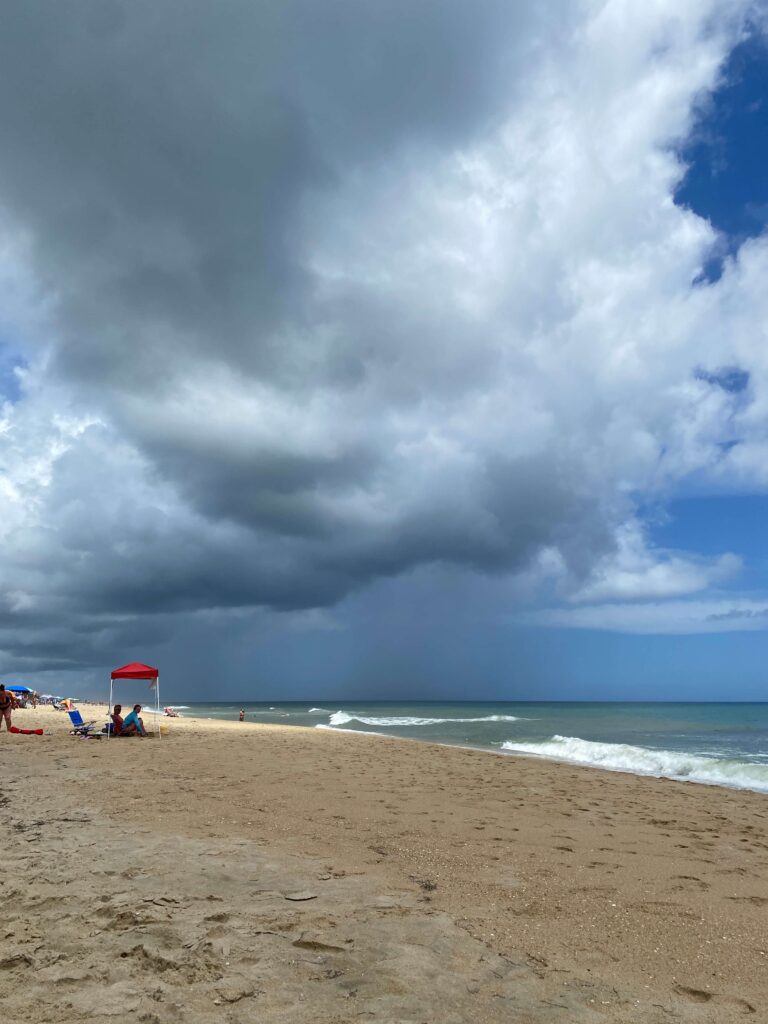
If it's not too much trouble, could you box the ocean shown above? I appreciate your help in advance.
[168,701,768,794]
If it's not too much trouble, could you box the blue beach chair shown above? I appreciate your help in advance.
[67,709,97,736]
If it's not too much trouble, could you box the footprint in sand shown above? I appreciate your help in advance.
[675,984,713,1003]
[670,875,710,891]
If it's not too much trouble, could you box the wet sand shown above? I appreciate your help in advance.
[1,705,766,1022]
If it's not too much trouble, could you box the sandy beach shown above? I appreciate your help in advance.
[1,705,766,1023]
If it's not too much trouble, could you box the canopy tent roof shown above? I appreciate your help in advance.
[111,662,159,680]
[5,684,33,693]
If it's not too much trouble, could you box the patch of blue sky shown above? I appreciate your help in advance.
[0,341,26,403]
[675,31,768,282]
[694,365,750,394]
[516,626,768,701]
[647,495,768,590]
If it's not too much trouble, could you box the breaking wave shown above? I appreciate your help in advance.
[500,735,768,793]
[326,710,523,728]
[308,707,330,713]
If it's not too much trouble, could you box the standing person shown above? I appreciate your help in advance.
[0,685,17,733]
[239,708,245,722]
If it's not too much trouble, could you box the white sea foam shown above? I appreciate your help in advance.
[308,707,330,713]
[327,710,523,728]
[500,735,768,793]
[315,723,385,738]
[142,705,189,715]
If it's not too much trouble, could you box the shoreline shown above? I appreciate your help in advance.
[139,704,768,797]
[320,722,768,797]
[20,700,768,797]
[3,705,767,1021]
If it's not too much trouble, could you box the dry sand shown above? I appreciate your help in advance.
[1,705,766,1023]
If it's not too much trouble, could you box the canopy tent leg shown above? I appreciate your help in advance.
[156,675,161,738]
[108,679,113,739]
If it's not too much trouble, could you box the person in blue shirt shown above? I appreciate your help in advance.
[122,704,147,737]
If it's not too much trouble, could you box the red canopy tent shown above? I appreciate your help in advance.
[109,662,161,738]
[112,662,158,681]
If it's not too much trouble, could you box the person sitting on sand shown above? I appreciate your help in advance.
[122,704,147,737]
[110,704,125,736]
[0,684,17,733]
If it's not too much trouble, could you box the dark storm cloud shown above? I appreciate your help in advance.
[0,2,579,615]
[0,0,542,382]
[0,1,578,572]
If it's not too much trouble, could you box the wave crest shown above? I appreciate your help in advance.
[327,710,522,727]
[501,735,768,793]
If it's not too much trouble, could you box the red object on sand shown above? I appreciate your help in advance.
[9,726,43,735]
[110,662,159,680]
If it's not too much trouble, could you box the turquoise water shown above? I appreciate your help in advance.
[169,701,768,793]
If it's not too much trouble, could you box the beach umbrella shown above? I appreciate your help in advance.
[5,684,32,693]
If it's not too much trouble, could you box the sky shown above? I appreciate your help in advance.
[1,1,768,701]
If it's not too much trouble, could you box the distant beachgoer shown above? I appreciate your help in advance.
[122,704,147,737]
[0,685,17,732]
[111,704,125,736]
[239,708,245,722]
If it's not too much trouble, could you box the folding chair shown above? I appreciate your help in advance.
[67,709,98,736]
